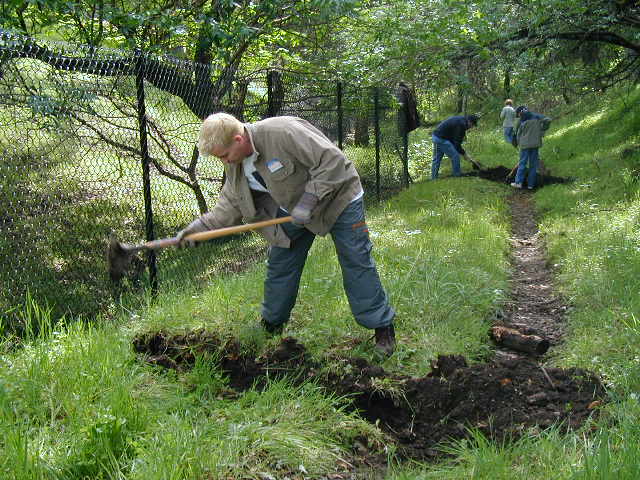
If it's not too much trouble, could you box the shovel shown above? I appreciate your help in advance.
[108,216,293,282]
[469,158,484,170]
[506,162,518,181]
[465,154,484,171]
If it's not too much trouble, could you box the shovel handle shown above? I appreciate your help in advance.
[184,216,293,243]
[138,216,293,251]
[506,163,519,179]
[141,237,180,250]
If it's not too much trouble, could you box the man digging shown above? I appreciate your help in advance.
[177,113,397,357]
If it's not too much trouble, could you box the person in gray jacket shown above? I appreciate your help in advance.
[500,99,516,144]
[511,106,552,189]
[177,113,397,356]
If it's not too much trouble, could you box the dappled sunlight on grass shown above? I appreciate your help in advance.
[546,110,606,139]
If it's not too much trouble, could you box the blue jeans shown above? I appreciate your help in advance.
[431,134,461,179]
[503,127,514,144]
[262,198,395,329]
[515,148,539,188]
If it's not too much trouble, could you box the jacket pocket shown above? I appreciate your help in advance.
[267,157,295,181]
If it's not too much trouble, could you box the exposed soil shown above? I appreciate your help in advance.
[133,169,605,474]
[470,165,571,188]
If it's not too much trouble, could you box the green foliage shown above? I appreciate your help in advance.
[2,0,359,72]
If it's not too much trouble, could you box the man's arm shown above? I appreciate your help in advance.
[513,119,521,146]
[177,182,243,244]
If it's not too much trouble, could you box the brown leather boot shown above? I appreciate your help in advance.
[374,324,396,357]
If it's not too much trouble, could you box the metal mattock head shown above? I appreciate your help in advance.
[107,234,136,283]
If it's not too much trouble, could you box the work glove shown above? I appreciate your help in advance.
[176,218,207,248]
[291,192,319,225]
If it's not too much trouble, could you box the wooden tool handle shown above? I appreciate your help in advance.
[184,216,293,243]
[143,237,180,250]
[138,216,293,251]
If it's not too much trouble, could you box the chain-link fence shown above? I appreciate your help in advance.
[0,31,414,327]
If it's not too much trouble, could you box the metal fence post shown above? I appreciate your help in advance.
[337,81,343,150]
[134,49,158,294]
[373,87,381,202]
[402,125,409,188]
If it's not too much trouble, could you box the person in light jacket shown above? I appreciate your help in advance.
[511,106,552,190]
[500,99,516,144]
[177,113,397,356]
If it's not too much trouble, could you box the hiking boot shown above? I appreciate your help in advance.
[261,318,284,335]
[374,324,396,357]
[510,182,522,189]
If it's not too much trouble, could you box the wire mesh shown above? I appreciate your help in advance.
[0,31,409,326]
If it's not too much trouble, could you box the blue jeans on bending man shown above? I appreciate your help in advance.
[514,147,540,189]
[262,198,395,330]
[431,134,461,179]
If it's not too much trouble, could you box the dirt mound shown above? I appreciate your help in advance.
[133,332,605,461]
[133,330,316,391]
[330,354,604,460]
[468,165,570,187]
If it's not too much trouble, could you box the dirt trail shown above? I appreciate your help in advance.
[133,174,604,473]
[500,192,567,351]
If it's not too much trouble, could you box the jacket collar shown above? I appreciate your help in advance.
[244,123,260,161]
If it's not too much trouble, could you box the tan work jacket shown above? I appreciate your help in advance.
[196,116,363,248]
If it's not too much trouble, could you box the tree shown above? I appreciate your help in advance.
[1,0,358,213]
[326,0,639,116]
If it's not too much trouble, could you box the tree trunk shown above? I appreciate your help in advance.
[354,115,370,147]
[230,79,249,120]
[266,70,285,118]
[456,85,465,114]
[503,68,511,98]
[193,183,208,215]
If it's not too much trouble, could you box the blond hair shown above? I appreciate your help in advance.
[505,99,513,106]
[198,112,244,156]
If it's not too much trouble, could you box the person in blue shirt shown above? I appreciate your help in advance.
[431,114,479,179]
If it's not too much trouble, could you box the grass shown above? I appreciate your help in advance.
[1,84,640,478]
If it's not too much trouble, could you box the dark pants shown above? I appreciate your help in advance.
[262,198,395,329]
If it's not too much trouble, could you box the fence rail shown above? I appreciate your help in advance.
[0,31,414,326]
